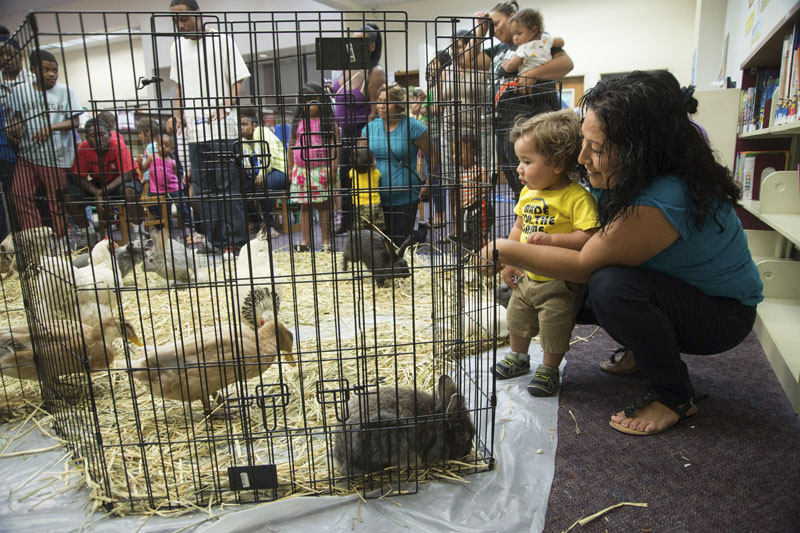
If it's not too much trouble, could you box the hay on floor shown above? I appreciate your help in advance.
[40,248,497,516]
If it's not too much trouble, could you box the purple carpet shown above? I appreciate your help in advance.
[544,326,800,532]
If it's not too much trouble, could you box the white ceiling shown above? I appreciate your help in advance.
[0,0,68,22]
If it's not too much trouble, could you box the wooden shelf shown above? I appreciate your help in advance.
[754,259,800,413]
[741,2,800,69]
[740,172,800,413]
[737,6,800,414]
[738,120,800,139]
[760,214,800,249]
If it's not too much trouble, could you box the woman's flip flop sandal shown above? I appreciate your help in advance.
[599,347,638,374]
[609,392,706,436]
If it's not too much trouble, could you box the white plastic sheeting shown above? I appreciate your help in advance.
[0,346,559,533]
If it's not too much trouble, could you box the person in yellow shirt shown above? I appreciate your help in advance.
[241,112,288,238]
[492,110,598,397]
[349,145,386,232]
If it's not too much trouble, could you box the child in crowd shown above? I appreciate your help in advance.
[8,50,83,242]
[453,133,493,254]
[349,145,385,232]
[135,117,160,188]
[288,82,339,252]
[493,110,598,397]
[501,8,564,75]
[141,133,192,241]
[240,112,288,239]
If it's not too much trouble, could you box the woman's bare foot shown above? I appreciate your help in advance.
[600,349,638,374]
[610,401,679,434]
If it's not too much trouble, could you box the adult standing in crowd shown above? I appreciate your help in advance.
[474,1,574,196]
[331,23,386,234]
[168,0,250,254]
[0,37,31,239]
[481,72,762,435]
[363,83,434,247]
[7,50,82,243]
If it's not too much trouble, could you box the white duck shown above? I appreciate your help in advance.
[35,238,122,326]
[235,226,281,329]
[0,226,56,279]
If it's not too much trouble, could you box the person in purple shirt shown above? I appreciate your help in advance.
[331,23,386,234]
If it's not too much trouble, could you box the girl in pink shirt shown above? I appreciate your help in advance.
[143,133,192,238]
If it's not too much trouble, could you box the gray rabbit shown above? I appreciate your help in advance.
[333,374,475,475]
[495,282,513,308]
[342,230,413,287]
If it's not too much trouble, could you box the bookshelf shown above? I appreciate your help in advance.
[736,6,800,413]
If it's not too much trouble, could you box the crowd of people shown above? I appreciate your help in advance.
[0,0,765,435]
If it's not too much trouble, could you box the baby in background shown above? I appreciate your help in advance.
[493,110,598,398]
[502,8,564,75]
[349,145,386,233]
[142,133,192,239]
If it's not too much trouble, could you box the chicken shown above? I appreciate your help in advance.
[0,226,56,279]
[0,317,141,400]
[35,238,122,326]
[129,320,295,416]
[143,228,213,283]
[235,226,281,329]
[72,241,144,278]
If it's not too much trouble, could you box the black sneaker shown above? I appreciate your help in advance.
[527,364,560,397]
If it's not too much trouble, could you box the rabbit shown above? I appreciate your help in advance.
[495,282,513,309]
[333,374,475,475]
[341,230,413,288]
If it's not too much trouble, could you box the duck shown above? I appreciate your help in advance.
[128,320,295,416]
[0,226,56,279]
[35,238,122,326]
[0,317,141,400]
[235,225,281,329]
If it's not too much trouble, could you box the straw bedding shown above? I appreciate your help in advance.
[1,248,494,516]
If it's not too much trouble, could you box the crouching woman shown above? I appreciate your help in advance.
[481,71,763,436]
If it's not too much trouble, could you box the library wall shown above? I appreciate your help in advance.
[381,0,697,90]
[723,0,799,87]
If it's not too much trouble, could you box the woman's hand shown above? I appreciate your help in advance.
[473,10,490,38]
[501,265,524,288]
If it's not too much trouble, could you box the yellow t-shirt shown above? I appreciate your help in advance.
[350,167,382,207]
[250,126,288,175]
[514,181,599,281]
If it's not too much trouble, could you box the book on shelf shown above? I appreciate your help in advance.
[740,69,780,132]
[773,21,800,127]
[734,150,789,200]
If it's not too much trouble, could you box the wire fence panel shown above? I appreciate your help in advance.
[0,10,565,514]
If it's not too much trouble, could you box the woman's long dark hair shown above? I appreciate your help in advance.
[581,71,739,231]
[360,23,382,69]
[291,82,336,141]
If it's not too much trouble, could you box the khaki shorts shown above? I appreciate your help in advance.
[506,276,587,354]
